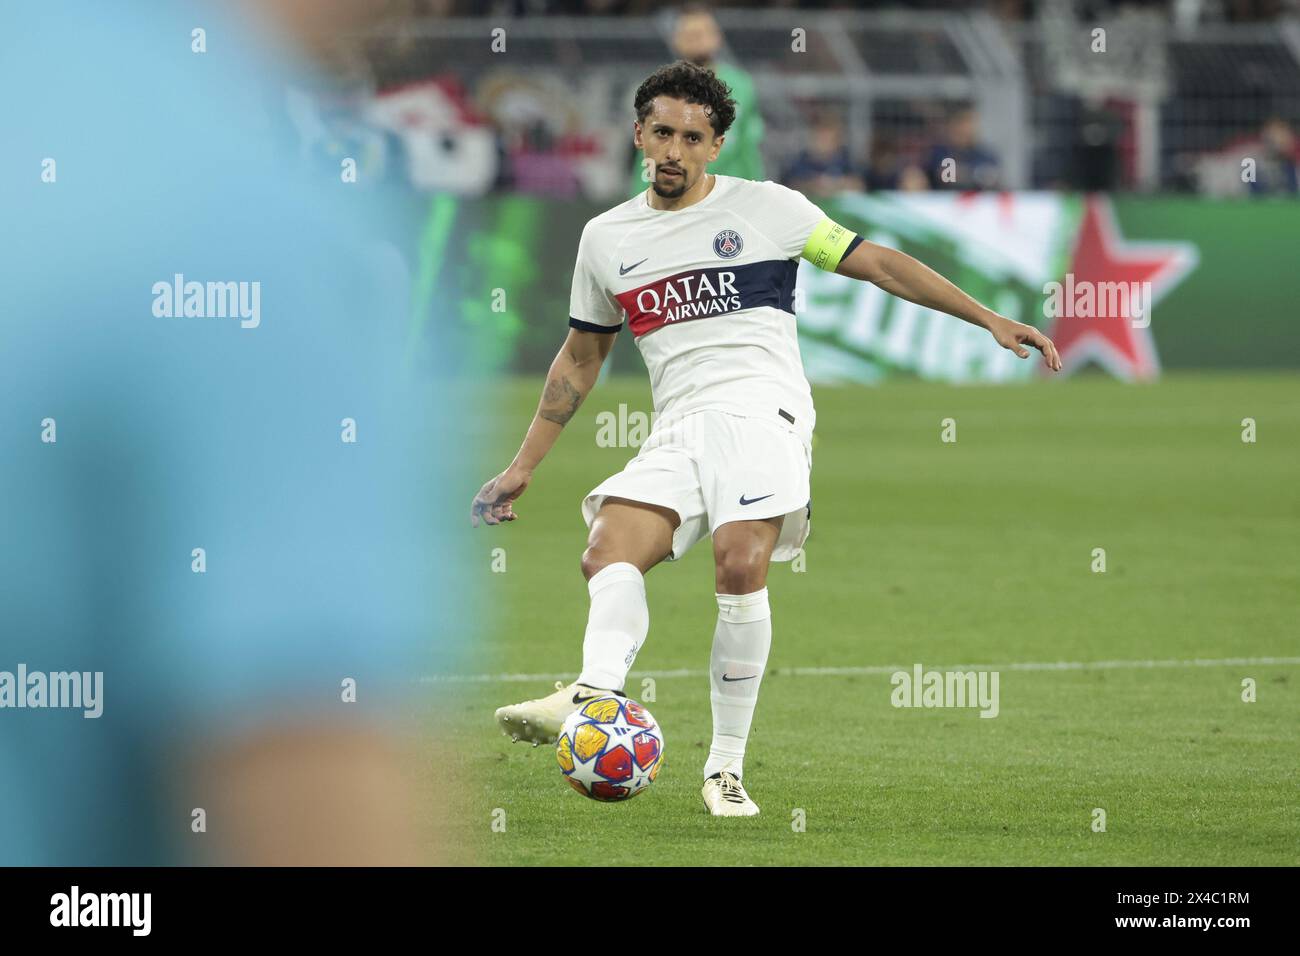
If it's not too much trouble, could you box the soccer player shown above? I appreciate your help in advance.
[471,61,1061,817]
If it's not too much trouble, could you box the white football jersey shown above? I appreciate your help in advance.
[568,175,828,441]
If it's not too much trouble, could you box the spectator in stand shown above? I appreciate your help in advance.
[1249,116,1299,195]
[629,3,765,195]
[783,113,866,196]
[924,107,1001,190]
[867,135,930,191]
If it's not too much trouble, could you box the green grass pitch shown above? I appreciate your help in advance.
[429,372,1299,866]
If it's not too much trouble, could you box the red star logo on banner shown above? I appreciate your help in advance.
[1049,196,1198,380]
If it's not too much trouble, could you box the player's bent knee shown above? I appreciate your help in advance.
[580,545,615,582]
[714,548,770,594]
[581,498,677,580]
[581,521,630,580]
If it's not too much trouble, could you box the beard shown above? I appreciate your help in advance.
[651,169,689,198]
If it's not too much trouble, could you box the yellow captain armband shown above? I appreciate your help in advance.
[800,218,861,272]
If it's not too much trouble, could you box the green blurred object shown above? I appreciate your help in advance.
[423,192,1300,379]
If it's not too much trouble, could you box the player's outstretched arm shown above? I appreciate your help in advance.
[835,239,1062,372]
[470,327,618,527]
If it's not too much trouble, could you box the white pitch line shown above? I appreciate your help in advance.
[419,656,1300,684]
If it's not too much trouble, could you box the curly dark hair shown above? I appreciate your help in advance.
[634,60,737,137]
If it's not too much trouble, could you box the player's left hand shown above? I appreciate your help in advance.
[470,466,531,527]
[987,314,1062,372]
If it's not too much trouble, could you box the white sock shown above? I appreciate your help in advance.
[577,562,649,692]
[704,588,771,780]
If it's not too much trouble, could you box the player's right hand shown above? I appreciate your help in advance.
[470,466,532,527]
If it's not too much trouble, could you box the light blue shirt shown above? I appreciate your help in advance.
[0,1,473,864]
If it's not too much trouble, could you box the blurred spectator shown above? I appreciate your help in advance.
[783,113,866,196]
[1248,116,1299,195]
[897,164,932,191]
[282,1,1300,197]
[867,135,930,191]
[924,107,1002,190]
[629,3,765,194]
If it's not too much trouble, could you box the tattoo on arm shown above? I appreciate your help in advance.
[539,375,583,426]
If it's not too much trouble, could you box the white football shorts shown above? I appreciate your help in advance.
[581,409,812,562]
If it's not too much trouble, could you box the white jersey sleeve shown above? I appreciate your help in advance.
[568,222,624,332]
[751,181,828,260]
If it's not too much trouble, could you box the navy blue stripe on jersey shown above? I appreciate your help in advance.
[569,316,623,334]
[615,259,799,338]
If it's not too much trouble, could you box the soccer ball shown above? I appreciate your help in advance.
[556,696,664,801]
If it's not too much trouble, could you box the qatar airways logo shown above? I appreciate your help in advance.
[634,270,741,324]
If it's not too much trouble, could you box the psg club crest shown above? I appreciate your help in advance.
[713,229,743,259]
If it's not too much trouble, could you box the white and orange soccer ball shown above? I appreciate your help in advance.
[556,696,664,801]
